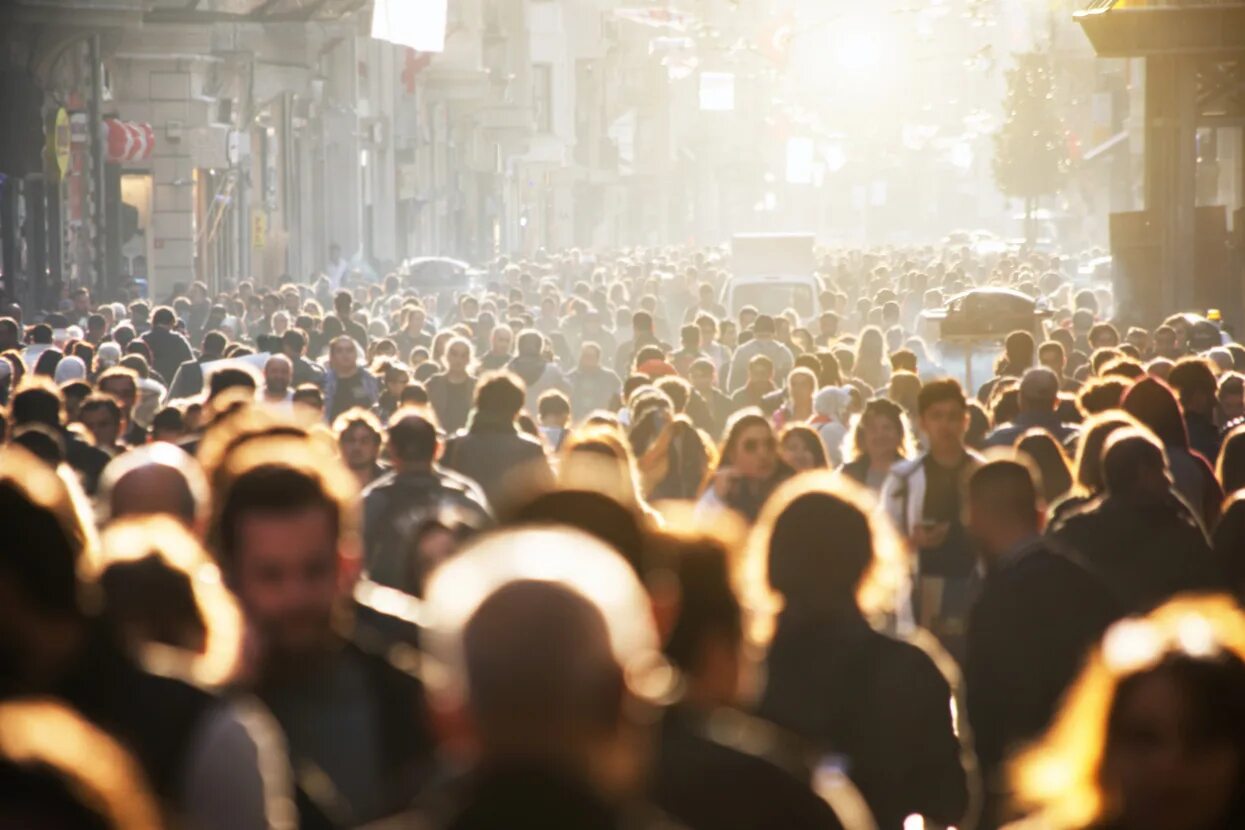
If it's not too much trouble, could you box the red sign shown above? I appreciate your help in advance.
[104,119,155,163]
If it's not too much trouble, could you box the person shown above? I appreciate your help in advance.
[881,378,982,657]
[696,410,792,522]
[167,330,228,400]
[813,386,853,467]
[211,438,436,828]
[334,408,387,489]
[984,368,1079,448]
[507,329,566,417]
[772,367,817,430]
[78,394,128,457]
[537,390,572,451]
[978,330,1035,405]
[963,458,1120,828]
[614,310,668,376]
[1016,430,1074,505]
[1121,376,1223,528]
[851,326,890,391]
[1218,371,1245,425]
[652,528,860,830]
[99,366,149,447]
[324,335,380,422]
[140,306,194,387]
[728,315,793,394]
[1166,356,1221,464]
[425,337,478,435]
[0,447,279,830]
[753,472,970,830]
[778,423,829,472]
[362,409,490,593]
[7,379,109,493]
[1048,413,1137,526]
[329,290,369,350]
[1010,596,1245,830]
[1049,428,1222,613]
[409,526,676,829]
[566,341,622,425]
[839,397,910,492]
[97,442,208,529]
[1217,424,1245,496]
[731,354,778,413]
[280,328,326,389]
[476,325,514,373]
[441,372,554,509]
[261,354,293,404]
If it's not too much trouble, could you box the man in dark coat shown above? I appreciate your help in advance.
[140,305,195,388]
[965,458,1121,829]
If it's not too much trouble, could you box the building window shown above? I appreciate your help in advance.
[532,64,553,134]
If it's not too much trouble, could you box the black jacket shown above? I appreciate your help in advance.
[757,612,969,830]
[1050,492,1224,613]
[655,705,846,830]
[442,416,553,509]
[965,539,1120,827]
[141,325,195,388]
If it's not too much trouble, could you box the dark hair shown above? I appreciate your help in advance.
[202,331,228,356]
[399,383,429,406]
[292,384,324,409]
[0,476,82,615]
[151,406,185,435]
[1102,431,1167,495]
[151,306,176,328]
[10,381,64,427]
[388,409,438,464]
[79,394,122,427]
[216,464,340,574]
[1016,431,1073,504]
[1077,377,1128,417]
[767,489,872,611]
[475,371,526,419]
[654,376,691,413]
[1218,426,1245,496]
[1122,377,1189,450]
[661,533,742,674]
[778,424,829,469]
[207,367,258,402]
[506,489,652,577]
[1168,357,1218,404]
[969,457,1042,522]
[917,377,966,416]
[537,390,571,419]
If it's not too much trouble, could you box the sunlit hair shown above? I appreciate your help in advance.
[713,408,773,475]
[443,335,475,369]
[845,397,916,463]
[195,398,316,490]
[1217,424,1245,496]
[1070,412,1143,496]
[90,516,243,687]
[332,406,383,442]
[559,423,649,511]
[777,423,829,470]
[744,471,911,642]
[1012,595,1245,828]
[96,442,209,528]
[0,699,163,830]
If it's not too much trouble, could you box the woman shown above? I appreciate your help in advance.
[853,326,891,391]
[1123,377,1223,528]
[778,424,829,472]
[752,472,969,830]
[1216,425,1245,497]
[1049,414,1137,527]
[1010,596,1245,830]
[561,422,659,522]
[773,367,818,430]
[813,386,853,467]
[1017,429,1074,505]
[840,398,911,492]
[696,410,792,522]
[631,396,717,503]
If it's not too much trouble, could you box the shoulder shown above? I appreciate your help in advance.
[887,456,924,481]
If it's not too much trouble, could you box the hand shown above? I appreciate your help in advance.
[714,468,740,499]
[912,521,950,550]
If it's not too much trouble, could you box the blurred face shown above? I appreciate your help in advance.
[99,378,137,411]
[580,345,601,371]
[690,366,714,393]
[1156,331,1179,357]
[919,400,968,456]
[339,424,380,471]
[81,408,120,448]
[790,374,814,404]
[265,359,291,393]
[492,328,513,355]
[1102,671,1240,830]
[733,424,777,480]
[1040,348,1065,375]
[447,342,472,373]
[408,310,426,332]
[1220,387,1245,422]
[863,412,902,462]
[780,433,818,472]
[233,507,340,657]
[329,340,357,373]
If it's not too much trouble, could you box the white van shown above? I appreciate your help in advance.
[722,233,821,323]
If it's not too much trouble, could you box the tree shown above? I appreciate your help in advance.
[993,52,1070,243]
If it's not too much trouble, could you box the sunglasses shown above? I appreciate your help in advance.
[740,436,777,454]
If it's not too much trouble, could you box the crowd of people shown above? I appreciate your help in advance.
[3,243,1245,830]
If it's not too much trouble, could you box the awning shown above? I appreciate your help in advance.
[104,119,154,163]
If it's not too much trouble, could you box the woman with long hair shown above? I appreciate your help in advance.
[777,423,829,472]
[1049,413,1138,527]
[853,326,891,391]
[696,410,793,522]
[749,472,969,830]
[1216,425,1245,497]
[1122,377,1223,528]
[840,398,913,492]
[1011,596,1245,830]
[1017,429,1074,505]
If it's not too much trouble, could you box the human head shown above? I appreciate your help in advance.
[489,325,514,357]
[151,306,176,329]
[747,354,774,386]
[1167,357,1218,418]
[851,397,910,464]
[79,395,123,450]
[328,335,359,375]
[1122,377,1190,451]
[917,378,968,456]
[718,410,778,481]
[445,336,474,373]
[786,367,816,407]
[1039,341,1067,376]
[1019,367,1060,414]
[333,409,383,474]
[515,329,543,359]
[967,456,1044,562]
[263,354,292,396]
[97,367,139,415]
[99,443,208,529]
[474,371,526,422]
[386,408,439,472]
[777,424,828,472]
[1102,427,1171,500]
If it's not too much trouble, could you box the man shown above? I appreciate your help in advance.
[566,342,622,423]
[393,305,432,359]
[214,440,435,827]
[334,408,387,489]
[0,316,19,353]
[261,354,294,404]
[507,329,566,417]
[1050,428,1223,613]
[410,526,674,829]
[727,315,793,395]
[78,394,128,457]
[8,381,109,494]
[1037,340,1079,392]
[442,372,554,509]
[140,306,194,388]
[1167,357,1221,463]
[964,458,1120,828]
[22,322,55,369]
[614,310,668,376]
[984,368,1079,448]
[167,330,228,401]
[476,325,514,373]
[0,447,278,830]
[426,337,478,435]
[1220,372,1245,426]
[280,328,325,389]
[977,330,1034,406]
[578,309,617,360]
[69,286,91,327]
[362,409,490,592]
[689,358,732,441]
[882,378,983,659]
[671,324,707,378]
[98,442,207,529]
[97,367,148,447]
[330,290,369,351]
[683,281,726,322]
[696,314,731,379]
[324,335,380,422]
[731,354,777,413]
[537,390,572,451]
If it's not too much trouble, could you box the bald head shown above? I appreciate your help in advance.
[101,445,206,527]
[264,354,292,395]
[464,580,622,756]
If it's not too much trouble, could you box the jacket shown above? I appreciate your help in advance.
[566,366,622,423]
[325,368,381,421]
[727,338,794,394]
[983,411,1080,449]
[442,415,554,509]
[507,355,568,416]
[425,373,478,435]
[141,325,195,386]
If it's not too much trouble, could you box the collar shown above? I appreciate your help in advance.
[994,533,1044,571]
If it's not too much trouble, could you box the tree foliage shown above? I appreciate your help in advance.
[993,52,1070,205]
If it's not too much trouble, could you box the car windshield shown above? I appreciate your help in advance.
[730,282,814,317]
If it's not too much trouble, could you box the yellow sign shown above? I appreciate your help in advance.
[252,212,268,250]
[53,108,70,177]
